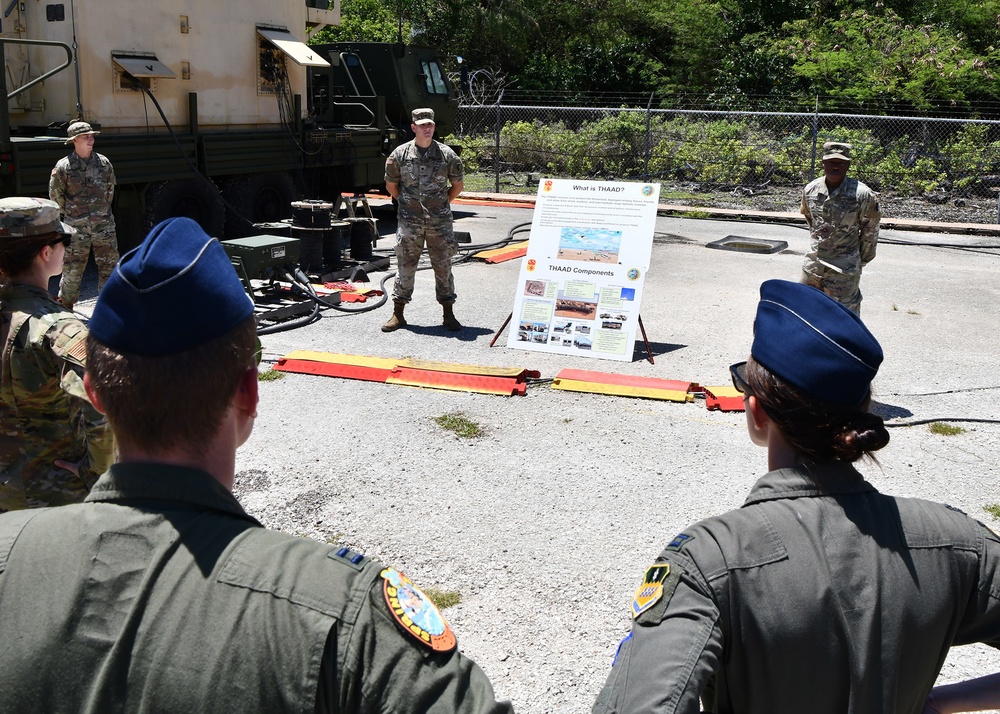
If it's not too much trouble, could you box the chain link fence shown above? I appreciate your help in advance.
[450,102,1000,225]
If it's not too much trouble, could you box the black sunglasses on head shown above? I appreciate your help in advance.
[729,361,751,395]
[48,234,72,248]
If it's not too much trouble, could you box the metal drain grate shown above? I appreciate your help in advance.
[706,236,788,254]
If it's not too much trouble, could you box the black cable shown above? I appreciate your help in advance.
[292,266,394,315]
[885,417,1000,428]
[125,72,258,234]
[883,385,1000,397]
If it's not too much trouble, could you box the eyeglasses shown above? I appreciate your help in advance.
[48,234,72,248]
[729,361,751,396]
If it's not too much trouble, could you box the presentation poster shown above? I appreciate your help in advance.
[507,178,659,361]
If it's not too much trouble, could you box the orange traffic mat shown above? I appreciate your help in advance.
[472,241,529,264]
[552,368,696,402]
[704,385,745,412]
[275,351,538,396]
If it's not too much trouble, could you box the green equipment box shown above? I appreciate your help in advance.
[222,235,301,279]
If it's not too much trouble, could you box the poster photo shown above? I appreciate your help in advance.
[507,178,659,362]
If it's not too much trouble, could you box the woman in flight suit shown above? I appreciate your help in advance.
[593,279,1000,714]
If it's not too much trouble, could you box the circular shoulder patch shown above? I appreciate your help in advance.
[381,567,456,652]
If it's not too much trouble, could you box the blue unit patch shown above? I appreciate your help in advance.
[666,532,694,552]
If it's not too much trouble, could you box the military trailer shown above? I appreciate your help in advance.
[0,0,458,248]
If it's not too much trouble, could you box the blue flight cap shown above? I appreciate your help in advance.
[89,217,254,356]
[751,280,882,407]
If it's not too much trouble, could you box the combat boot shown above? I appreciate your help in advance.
[442,303,462,331]
[381,300,407,332]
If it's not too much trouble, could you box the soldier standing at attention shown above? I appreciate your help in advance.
[0,216,513,714]
[593,280,1000,714]
[0,197,113,512]
[49,121,119,310]
[382,107,465,332]
[800,141,881,315]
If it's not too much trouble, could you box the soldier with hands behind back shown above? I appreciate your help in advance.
[49,121,119,310]
[800,141,881,315]
[0,216,513,714]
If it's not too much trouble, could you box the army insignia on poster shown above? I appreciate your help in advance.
[631,563,670,619]
[381,568,457,652]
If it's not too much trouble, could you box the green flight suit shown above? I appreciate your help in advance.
[0,463,513,713]
[594,463,1000,714]
[0,283,113,511]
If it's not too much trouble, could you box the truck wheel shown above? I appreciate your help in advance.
[222,172,297,237]
[145,179,226,238]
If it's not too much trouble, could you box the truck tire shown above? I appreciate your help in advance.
[222,172,298,237]
[145,178,226,239]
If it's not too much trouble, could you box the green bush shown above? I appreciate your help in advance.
[453,116,1000,196]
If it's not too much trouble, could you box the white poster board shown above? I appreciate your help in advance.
[507,178,660,362]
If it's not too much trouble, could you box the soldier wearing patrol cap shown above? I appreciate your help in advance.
[594,280,1000,714]
[0,197,114,512]
[383,107,465,332]
[800,141,881,315]
[49,120,119,309]
[0,216,512,713]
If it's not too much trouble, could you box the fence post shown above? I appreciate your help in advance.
[494,90,504,194]
[644,91,654,181]
[809,95,820,181]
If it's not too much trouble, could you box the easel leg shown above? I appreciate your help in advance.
[490,312,513,347]
[638,315,654,365]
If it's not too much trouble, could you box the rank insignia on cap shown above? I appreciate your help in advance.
[381,568,457,652]
[631,563,670,619]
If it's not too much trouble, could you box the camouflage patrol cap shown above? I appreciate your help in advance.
[0,197,77,238]
[65,121,100,144]
[412,108,435,125]
[822,142,851,161]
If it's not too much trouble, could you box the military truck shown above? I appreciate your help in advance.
[309,41,458,140]
[0,0,458,248]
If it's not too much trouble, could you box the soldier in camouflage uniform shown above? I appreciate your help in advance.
[0,197,114,512]
[800,141,881,315]
[49,121,119,309]
[383,108,465,332]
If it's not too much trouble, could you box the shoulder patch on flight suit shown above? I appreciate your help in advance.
[631,563,670,619]
[634,564,681,627]
[328,546,368,571]
[381,567,456,652]
[665,532,694,552]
